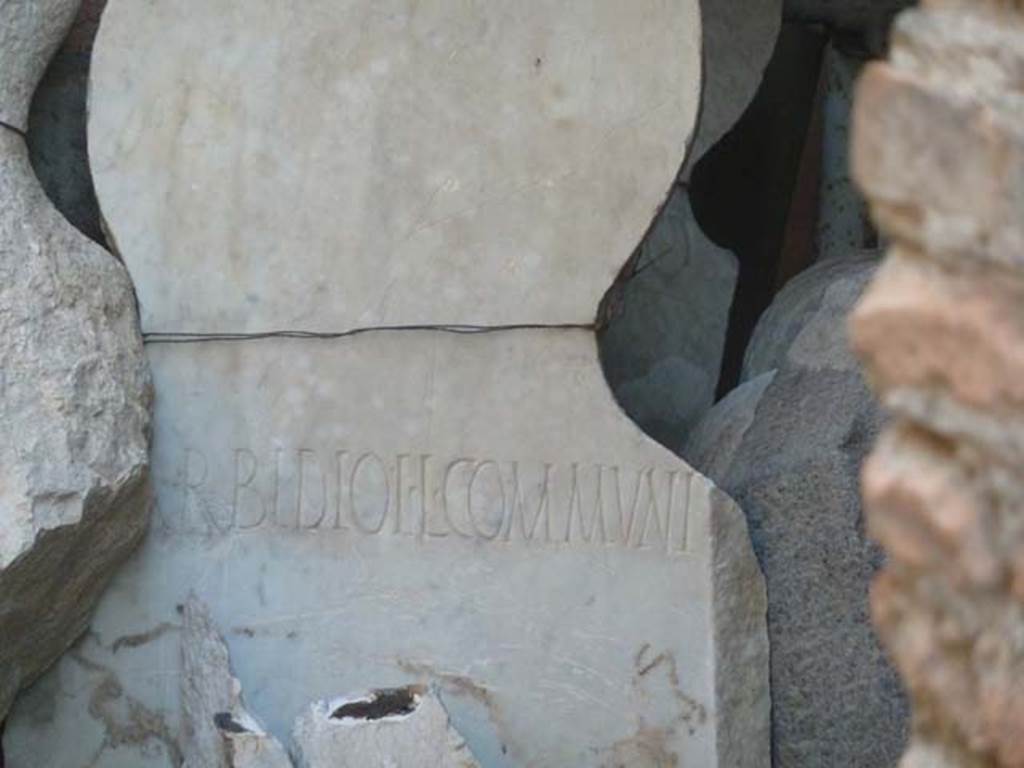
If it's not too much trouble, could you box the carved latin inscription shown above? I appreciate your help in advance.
[165,448,694,555]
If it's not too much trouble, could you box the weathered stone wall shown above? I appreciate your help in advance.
[852,1,1024,765]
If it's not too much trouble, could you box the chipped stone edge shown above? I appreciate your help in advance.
[709,486,771,768]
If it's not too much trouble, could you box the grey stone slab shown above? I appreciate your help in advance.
[6,330,769,768]
[87,0,702,332]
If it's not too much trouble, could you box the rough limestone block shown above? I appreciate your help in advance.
[7,331,769,767]
[0,0,80,131]
[601,188,738,446]
[0,0,151,723]
[684,254,909,768]
[88,0,701,332]
[683,0,781,176]
[181,596,291,768]
[292,688,479,768]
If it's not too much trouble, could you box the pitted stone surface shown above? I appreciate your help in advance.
[88,0,701,332]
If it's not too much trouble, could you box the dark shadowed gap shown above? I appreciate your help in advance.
[331,687,423,721]
[689,23,828,398]
[25,4,108,246]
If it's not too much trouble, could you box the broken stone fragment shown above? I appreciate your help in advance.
[0,0,152,723]
[291,687,480,768]
[181,596,290,768]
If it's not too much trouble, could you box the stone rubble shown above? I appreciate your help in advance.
[0,0,151,723]
[851,2,1024,765]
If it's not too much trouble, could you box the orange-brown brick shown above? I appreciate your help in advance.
[865,426,1024,766]
[852,250,1024,454]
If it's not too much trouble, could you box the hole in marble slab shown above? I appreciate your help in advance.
[331,686,425,722]
[214,712,249,734]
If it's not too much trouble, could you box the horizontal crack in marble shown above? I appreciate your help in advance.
[143,323,597,345]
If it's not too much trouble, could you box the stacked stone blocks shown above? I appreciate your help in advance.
[852,2,1024,765]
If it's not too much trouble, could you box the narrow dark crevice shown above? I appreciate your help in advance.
[0,120,27,139]
[25,13,107,247]
[690,23,829,397]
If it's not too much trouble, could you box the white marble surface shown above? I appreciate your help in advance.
[5,3,772,765]
[88,0,701,332]
[7,331,769,767]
